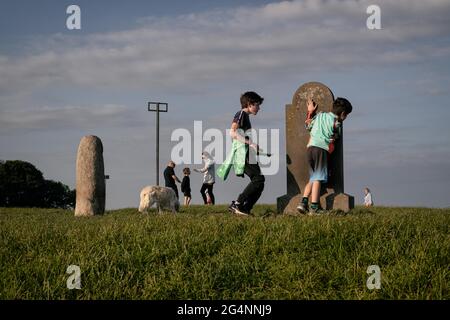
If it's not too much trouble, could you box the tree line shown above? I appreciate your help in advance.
[0,160,75,209]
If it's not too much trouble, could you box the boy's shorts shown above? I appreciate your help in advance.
[307,146,328,183]
[183,192,191,198]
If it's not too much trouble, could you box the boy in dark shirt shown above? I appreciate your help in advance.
[181,167,191,206]
[163,160,181,199]
[227,91,265,216]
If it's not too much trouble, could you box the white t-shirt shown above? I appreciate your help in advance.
[364,192,373,206]
[198,158,215,184]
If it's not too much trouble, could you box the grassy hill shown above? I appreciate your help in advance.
[0,205,448,299]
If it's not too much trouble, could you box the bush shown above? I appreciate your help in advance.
[0,160,75,209]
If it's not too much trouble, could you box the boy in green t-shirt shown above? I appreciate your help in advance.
[297,97,353,214]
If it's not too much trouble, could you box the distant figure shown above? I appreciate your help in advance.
[364,187,374,207]
[194,151,216,205]
[181,167,192,206]
[163,161,181,199]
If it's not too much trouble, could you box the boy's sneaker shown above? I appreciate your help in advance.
[296,203,309,214]
[229,201,250,216]
[308,206,324,216]
[228,201,237,213]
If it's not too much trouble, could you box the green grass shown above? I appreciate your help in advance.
[0,205,448,299]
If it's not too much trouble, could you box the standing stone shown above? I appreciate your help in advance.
[277,82,354,214]
[75,135,105,216]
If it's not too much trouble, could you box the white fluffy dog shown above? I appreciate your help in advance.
[138,185,180,214]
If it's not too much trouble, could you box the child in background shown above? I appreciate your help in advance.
[364,187,373,207]
[194,151,216,205]
[181,168,191,206]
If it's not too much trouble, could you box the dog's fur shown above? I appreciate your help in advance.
[138,185,180,214]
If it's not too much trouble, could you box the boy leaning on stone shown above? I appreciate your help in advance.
[297,97,353,214]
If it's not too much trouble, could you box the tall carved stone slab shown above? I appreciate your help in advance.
[75,135,105,216]
[277,82,354,213]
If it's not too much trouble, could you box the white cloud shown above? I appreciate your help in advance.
[0,104,134,131]
[0,0,449,95]
[1,0,449,209]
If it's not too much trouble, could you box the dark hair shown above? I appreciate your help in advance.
[240,91,264,109]
[183,167,190,174]
[332,97,353,116]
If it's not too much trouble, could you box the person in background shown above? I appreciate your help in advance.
[364,187,374,207]
[163,160,180,199]
[194,151,216,205]
[181,167,192,206]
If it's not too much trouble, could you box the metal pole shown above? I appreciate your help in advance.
[148,102,168,187]
[156,105,160,186]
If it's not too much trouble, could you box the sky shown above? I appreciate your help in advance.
[1,0,449,209]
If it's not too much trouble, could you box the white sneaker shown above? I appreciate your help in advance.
[234,208,250,216]
[229,201,250,216]
[296,203,308,214]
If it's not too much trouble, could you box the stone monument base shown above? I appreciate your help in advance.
[277,194,301,215]
[321,192,354,212]
[277,192,354,214]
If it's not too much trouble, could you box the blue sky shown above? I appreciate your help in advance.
[1,0,450,209]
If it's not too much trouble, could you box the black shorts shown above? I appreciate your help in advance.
[183,192,191,198]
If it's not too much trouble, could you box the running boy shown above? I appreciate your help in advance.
[297,97,353,214]
[225,91,265,216]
